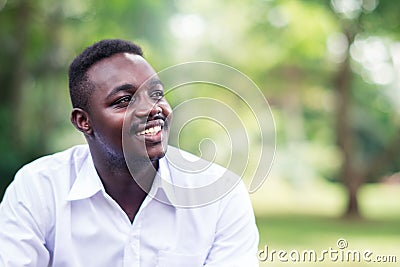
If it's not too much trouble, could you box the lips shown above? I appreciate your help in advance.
[134,119,165,142]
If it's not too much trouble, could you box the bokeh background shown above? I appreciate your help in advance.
[1,0,399,266]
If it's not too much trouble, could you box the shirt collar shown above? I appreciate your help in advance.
[66,152,175,204]
[145,156,175,206]
[66,153,104,201]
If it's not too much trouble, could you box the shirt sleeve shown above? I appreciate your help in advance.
[0,167,51,267]
[204,181,260,267]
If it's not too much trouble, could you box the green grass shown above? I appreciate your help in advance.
[256,215,400,266]
[251,178,400,266]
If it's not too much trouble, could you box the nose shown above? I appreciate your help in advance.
[135,96,162,119]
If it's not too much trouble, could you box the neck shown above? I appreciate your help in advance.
[88,143,159,222]
[89,144,158,192]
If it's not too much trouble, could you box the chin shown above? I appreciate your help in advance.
[146,146,167,161]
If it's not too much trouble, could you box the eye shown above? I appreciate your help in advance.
[113,95,132,107]
[150,90,164,99]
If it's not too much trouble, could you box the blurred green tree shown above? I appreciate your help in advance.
[168,0,400,218]
[329,0,400,217]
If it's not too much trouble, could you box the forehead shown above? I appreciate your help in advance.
[87,53,157,88]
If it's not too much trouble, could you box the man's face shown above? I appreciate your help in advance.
[87,53,171,162]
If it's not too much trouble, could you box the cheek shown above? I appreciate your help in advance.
[160,101,172,117]
[97,112,125,137]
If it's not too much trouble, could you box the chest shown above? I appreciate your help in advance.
[48,192,216,266]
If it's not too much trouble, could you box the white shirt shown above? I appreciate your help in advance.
[0,145,259,267]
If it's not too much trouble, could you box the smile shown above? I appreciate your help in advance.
[136,125,162,136]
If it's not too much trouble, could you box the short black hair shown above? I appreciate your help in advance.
[68,39,143,110]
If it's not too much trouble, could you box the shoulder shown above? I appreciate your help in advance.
[16,144,90,179]
[0,146,91,248]
[10,145,91,197]
[164,146,247,208]
[165,146,233,180]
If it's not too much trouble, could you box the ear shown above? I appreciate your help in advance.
[70,108,93,136]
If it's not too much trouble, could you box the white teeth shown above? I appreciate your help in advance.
[137,125,162,136]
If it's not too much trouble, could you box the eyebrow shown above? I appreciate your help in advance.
[146,78,164,89]
[106,78,164,101]
[106,83,137,101]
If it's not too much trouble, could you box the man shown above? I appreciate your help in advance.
[0,39,259,266]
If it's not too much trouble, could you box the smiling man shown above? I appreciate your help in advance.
[0,39,259,266]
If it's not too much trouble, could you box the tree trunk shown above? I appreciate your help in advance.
[346,185,359,215]
[344,170,363,217]
[334,28,362,218]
